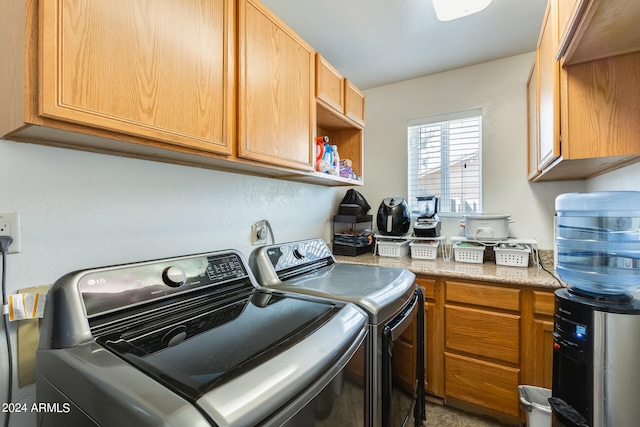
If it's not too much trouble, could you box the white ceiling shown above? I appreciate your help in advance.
[259,0,548,90]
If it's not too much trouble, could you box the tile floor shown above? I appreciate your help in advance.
[424,402,511,427]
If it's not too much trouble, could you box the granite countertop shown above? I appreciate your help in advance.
[334,251,564,290]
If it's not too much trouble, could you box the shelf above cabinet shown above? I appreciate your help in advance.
[561,0,640,65]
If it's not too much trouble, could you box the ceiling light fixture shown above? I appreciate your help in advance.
[432,0,493,21]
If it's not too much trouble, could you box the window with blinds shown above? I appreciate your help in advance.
[407,110,482,215]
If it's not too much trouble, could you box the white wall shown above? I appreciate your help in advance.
[586,162,640,191]
[0,138,345,426]
[360,52,586,248]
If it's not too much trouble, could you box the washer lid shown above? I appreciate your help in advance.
[197,299,367,426]
[99,290,367,426]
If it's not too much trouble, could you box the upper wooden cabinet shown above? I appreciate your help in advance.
[237,0,315,171]
[527,0,640,182]
[316,55,345,115]
[2,0,234,155]
[526,62,539,179]
[2,0,364,186]
[561,0,640,65]
[345,80,366,127]
[316,54,365,127]
[556,0,586,59]
[535,0,561,173]
[313,54,365,183]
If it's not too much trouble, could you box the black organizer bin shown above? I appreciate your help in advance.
[332,214,373,256]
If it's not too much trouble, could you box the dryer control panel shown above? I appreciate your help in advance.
[265,239,334,272]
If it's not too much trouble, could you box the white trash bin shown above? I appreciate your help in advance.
[518,385,552,427]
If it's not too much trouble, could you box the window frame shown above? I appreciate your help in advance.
[407,109,483,217]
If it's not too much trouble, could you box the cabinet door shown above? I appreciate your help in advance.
[316,54,344,114]
[238,0,315,171]
[530,290,555,388]
[345,80,365,127]
[445,352,520,417]
[557,0,585,57]
[417,277,444,398]
[532,319,555,389]
[40,0,233,154]
[527,61,539,179]
[537,0,561,170]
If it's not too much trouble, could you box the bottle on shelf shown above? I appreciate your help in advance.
[330,145,340,176]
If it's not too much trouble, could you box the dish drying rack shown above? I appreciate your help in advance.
[449,236,539,267]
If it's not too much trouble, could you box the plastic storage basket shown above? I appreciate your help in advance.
[377,240,410,258]
[410,241,439,260]
[453,242,485,264]
[494,247,531,268]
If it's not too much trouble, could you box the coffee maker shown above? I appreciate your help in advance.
[413,196,441,237]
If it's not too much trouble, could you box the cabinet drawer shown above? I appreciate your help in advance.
[445,352,520,417]
[446,281,520,311]
[533,290,555,317]
[445,305,520,364]
[416,277,436,300]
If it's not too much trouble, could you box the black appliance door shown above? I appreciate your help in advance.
[382,288,425,427]
[552,290,594,426]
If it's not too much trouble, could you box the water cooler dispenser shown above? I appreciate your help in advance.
[552,192,640,427]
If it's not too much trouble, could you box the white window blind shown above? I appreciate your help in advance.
[408,110,482,215]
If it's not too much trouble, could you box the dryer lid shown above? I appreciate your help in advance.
[250,238,416,323]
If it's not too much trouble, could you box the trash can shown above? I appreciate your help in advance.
[518,385,551,427]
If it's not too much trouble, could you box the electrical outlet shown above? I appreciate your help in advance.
[0,213,21,254]
[251,220,267,246]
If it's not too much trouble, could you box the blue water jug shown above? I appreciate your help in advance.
[555,191,640,294]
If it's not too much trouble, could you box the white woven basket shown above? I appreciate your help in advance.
[494,247,530,268]
[410,241,439,260]
[377,240,410,258]
[453,243,485,264]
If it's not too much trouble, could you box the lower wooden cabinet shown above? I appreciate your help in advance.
[445,352,520,417]
[444,281,521,423]
[414,275,557,425]
[416,277,444,397]
[527,290,556,389]
[445,305,521,364]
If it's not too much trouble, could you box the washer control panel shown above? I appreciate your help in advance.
[78,252,249,317]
